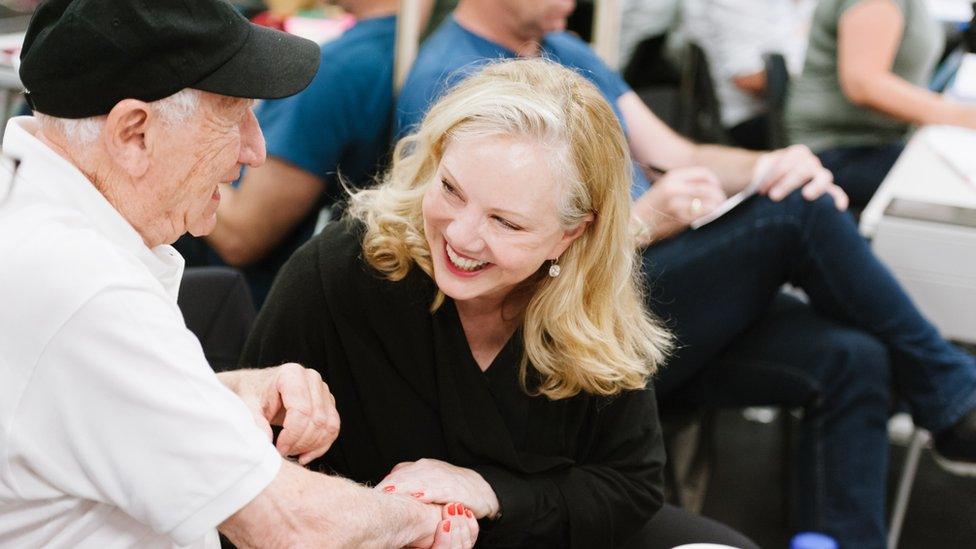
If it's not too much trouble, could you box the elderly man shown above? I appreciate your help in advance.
[202,0,401,307]
[397,1,976,547]
[0,0,472,547]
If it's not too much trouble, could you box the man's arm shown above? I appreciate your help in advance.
[618,91,845,243]
[205,157,325,267]
[731,72,766,95]
[698,0,773,96]
[220,460,441,548]
[617,91,760,194]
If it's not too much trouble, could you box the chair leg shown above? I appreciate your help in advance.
[662,409,714,513]
[888,428,930,549]
[781,409,798,530]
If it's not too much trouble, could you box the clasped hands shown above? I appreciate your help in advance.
[633,144,849,243]
[224,365,481,547]
[377,458,497,548]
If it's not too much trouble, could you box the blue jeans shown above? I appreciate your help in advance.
[644,192,976,548]
[817,143,905,210]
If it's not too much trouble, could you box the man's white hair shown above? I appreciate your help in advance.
[35,88,201,145]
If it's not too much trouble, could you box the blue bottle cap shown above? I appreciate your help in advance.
[789,532,838,549]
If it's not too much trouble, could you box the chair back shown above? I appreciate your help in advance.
[764,52,791,149]
[177,267,256,372]
[678,42,728,143]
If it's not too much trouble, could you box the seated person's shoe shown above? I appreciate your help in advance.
[933,407,976,476]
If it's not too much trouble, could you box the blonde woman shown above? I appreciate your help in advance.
[242,58,756,548]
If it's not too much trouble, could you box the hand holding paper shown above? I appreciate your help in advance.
[692,145,848,229]
[632,167,727,240]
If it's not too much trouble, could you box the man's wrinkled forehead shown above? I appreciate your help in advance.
[195,92,255,120]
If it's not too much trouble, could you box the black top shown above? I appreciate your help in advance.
[241,218,665,548]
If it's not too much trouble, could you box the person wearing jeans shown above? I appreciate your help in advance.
[645,190,976,545]
[815,143,906,210]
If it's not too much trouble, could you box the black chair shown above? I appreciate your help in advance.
[625,33,683,130]
[680,44,793,151]
[658,292,821,524]
[177,266,256,372]
[763,52,791,150]
[678,42,730,144]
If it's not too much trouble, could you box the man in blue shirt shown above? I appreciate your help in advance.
[204,0,399,305]
[396,1,976,547]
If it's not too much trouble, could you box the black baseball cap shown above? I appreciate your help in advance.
[19,0,321,118]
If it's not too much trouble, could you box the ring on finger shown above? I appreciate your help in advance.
[690,197,702,214]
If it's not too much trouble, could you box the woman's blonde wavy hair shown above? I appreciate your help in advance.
[348,58,671,399]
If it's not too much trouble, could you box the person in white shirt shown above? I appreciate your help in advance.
[682,0,816,149]
[0,0,478,547]
[619,0,681,65]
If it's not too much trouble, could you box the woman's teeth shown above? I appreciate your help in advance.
[446,243,488,272]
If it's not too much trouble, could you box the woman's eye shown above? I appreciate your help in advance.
[494,216,523,231]
[441,179,459,196]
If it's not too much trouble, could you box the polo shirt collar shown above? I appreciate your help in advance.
[446,16,557,59]
[346,13,396,37]
[2,116,185,299]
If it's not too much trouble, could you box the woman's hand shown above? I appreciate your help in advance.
[755,145,849,210]
[632,167,728,242]
[377,458,500,519]
[426,503,480,549]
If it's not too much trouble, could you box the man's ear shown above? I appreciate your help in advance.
[102,99,153,178]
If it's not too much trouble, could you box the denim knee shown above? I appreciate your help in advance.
[744,191,848,240]
[779,190,844,220]
[818,328,892,409]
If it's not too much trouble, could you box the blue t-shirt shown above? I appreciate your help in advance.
[230,15,396,306]
[396,16,650,197]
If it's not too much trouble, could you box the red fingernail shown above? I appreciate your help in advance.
[457,504,466,515]
[383,485,395,492]
[447,503,455,516]
[466,510,473,518]
[411,491,424,498]
[443,520,451,533]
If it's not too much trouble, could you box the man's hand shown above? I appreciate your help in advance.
[632,167,728,243]
[221,461,456,549]
[219,364,340,464]
[376,458,500,520]
[755,144,849,210]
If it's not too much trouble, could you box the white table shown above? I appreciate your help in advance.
[927,0,974,24]
[859,127,976,343]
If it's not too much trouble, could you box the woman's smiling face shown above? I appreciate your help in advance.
[421,134,580,305]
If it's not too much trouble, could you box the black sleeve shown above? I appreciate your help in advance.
[472,388,666,549]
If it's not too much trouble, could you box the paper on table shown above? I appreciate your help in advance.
[923,125,976,189]
[926,0,974,24]
[690,161,768,229]
[948,53,976,102]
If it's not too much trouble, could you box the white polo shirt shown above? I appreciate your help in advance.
[0,117,282,548]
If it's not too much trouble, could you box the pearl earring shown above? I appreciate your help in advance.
[548,258,561,278]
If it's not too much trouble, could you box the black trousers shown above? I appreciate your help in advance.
[621,504,759,549]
